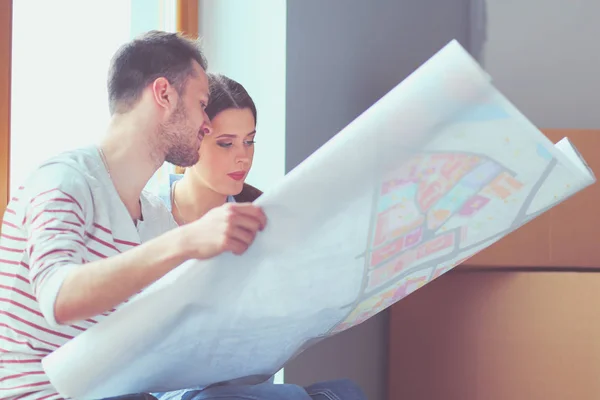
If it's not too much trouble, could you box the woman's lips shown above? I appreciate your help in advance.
[228,171,246,181]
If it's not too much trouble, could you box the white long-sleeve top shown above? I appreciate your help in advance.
[0,146,176,400]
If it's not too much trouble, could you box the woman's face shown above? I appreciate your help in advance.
[190,107,256,196]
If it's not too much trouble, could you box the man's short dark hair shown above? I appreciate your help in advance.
[107,30,208,115]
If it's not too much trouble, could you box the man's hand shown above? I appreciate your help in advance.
[181,202,267,259]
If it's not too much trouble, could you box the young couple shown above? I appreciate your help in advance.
[0,31,366,400]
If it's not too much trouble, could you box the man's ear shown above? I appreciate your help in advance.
[151,77,175,110]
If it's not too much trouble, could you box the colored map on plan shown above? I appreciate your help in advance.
[330,110,589,334]
[332,150,528,332]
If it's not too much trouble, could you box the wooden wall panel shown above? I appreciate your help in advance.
[0,0,12,221]
[388,270,600,400]
[464,129,600,268]
[176,0,198,38]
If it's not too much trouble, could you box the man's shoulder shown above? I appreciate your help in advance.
[26,146,105,187]
[38,146,102,174]
[15,146,104,210]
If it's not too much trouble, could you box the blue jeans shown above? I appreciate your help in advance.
[101,379,366,400]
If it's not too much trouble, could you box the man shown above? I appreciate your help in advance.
[0,30,266,400]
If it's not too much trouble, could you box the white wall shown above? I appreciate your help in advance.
[198,0,287,193]
[477,0,600,129]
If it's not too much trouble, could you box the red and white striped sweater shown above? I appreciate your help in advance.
[0,147,176,399]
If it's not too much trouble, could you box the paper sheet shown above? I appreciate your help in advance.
[42,40,596,399]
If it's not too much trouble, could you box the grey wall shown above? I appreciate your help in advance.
[477,0,600,129]
[283,1,471,399]
[285,0,472,172]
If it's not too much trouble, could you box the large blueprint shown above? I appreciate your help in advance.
[42,40,595,399]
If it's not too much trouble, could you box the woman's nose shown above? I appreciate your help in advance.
[236,150,251,164]
[202,112,213,135]
[202,122,212,136]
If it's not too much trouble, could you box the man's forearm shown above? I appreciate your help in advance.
[53,227,192,325]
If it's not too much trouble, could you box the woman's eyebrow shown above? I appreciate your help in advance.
[215,130,256,139]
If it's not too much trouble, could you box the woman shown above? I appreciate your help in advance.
[163,73,262,226]
[155,74,367,400]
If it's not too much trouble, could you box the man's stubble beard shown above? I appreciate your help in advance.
[161,102,201,168]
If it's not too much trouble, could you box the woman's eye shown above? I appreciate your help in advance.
[217,142,233,148]
[244,140,256,146]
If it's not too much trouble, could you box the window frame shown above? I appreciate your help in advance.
[176,0,198,38]
[0,0,12,219]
